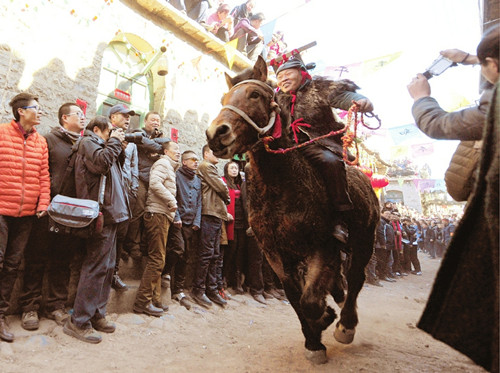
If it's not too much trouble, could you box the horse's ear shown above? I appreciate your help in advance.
[225,72,234,89]
[252,56,268,82]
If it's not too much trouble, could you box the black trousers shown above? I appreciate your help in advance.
[375,247,390,278]
[246,235,264,295]
[409,245,421,272]
[0,215,33,316]
[193,215,221,295]
[18,216,82,313]
[300,145,353,212]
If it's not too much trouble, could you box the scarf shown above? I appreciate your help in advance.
[60,126,81,144]
[179,165,196,179]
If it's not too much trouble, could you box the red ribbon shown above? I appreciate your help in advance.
[290,118,311,143]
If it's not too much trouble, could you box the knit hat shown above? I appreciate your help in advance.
[270,49,307,75]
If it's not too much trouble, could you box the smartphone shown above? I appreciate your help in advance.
[422,56,457,79]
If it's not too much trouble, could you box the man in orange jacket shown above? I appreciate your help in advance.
[0,92,50,342]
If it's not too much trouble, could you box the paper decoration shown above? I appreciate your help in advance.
[223,39,238,69]
[260,19,277,44]
[411,142,434,157]
[388,124,425,145]
[171,127,178,143]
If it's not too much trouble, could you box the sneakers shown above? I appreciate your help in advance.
[218,288,231,301]
[63,318,102,344]
[91,317,116,333]
[21,310,39,331]
[46,308,69,326]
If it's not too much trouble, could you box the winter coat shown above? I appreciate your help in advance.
[0,120,50,216]
[197,159,230,220]
[74,130,129,225]
[174,166,202,228]
[44,127,79,198]
[443,223,455,246]
[412,88,493,201]
[276,77,367,156]
[145,155,180,222]
[375,218,386,249]
[418,81,499,372]
[382,217,395,250]
[134,128,166,183]
[122,143,139,199]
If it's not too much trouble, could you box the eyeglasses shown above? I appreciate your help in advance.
[185,157,199,162]
[67,112,85,118]
[22,105,42,112]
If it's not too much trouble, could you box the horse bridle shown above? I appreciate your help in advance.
[221,79,280,136]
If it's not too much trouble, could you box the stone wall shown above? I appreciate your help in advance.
[0,0,243,157]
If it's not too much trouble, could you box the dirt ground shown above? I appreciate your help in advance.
[0,253,486,373]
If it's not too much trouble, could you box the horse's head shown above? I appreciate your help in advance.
[207,56,280,159]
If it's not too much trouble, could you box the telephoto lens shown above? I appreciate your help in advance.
[124,133,143,144]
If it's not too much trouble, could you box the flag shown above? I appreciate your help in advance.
[361,51,403,77]
[413,179,436,192]
[411,142,434,157]
[390,145,409,160]
[260,19,277,45]
[389,124,423,145]
[223,38,238,69]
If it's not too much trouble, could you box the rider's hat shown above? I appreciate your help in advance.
[270,50,307,76]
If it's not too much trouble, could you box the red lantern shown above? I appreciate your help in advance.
[370,174,389,189]
[356,165,373,178]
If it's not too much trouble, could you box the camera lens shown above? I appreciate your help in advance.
[124,133,143,144]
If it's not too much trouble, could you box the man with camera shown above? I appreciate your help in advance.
[123,111,169,262]
[64,116,129,343]
[108,104,139,290]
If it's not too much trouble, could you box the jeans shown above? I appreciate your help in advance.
[72,224,117,329]
[135,212,170,307]
[193,215,221,295]
[0,215,33,315]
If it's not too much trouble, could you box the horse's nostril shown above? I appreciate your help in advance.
[216,124,231,137]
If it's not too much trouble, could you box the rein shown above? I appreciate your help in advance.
[221,79,279,136]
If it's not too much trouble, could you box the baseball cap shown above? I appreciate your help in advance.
[109,104,136,117]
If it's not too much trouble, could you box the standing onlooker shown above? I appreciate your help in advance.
[206,3,233,42]
[403,218,422,275]
[64,116,129,344]
[109,104,139,291]
[442,218,455,250]
[221,161,244,295]
[230,0,254,26]
[0,93,50,342]
[434,221,445,258]
[163,150,201,310]
[186,0,210,23]
[19,102,85,331]
[134,141,180,317]
[423,221,436,259]
[124,111,167,261]
[192,145,230,308]
[375,209,395,283]
[230,13,266,62]
[391,211,406,276]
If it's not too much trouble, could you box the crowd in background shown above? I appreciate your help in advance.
[167,0,287,62]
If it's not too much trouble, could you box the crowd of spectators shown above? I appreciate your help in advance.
[365,200,457,287]
[167,0,287,62]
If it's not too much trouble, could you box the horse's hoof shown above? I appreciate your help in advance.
[305,349,327,364]
[334,323,355,344]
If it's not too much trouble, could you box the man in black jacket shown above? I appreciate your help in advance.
[375,209,396,282]
[63,116,129,344]
[19,103,85,331]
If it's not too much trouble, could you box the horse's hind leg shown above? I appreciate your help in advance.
[334,240,373,344]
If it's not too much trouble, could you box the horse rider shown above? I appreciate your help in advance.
[272,51,374,244]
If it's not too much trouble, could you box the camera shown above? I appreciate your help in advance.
[422,55,457,79]
[124,132,144,144]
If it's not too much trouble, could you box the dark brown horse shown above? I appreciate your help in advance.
[207,56,380,364]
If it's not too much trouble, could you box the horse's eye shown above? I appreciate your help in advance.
[250,90,260,99]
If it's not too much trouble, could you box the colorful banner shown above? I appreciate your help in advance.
[411,142,434,157]
[413,179,436,192]
[260,19,277,44]
[223,38,238,69]
[390,145,409,160]
[389,124,424,145]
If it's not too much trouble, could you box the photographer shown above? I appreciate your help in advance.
[65,116,129,343]
[407,35,497,202]
[123,111,170,262]
[108,104,138,290]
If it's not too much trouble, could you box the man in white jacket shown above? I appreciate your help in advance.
[133,141,180,317]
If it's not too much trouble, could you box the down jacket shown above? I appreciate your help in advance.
[0,120,50,216]
[145,155,180,222]
[412,88,493,201]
